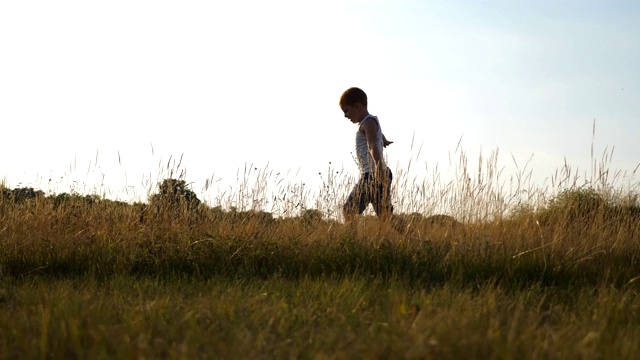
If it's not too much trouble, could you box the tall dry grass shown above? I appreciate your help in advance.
[0,142,638,285]
[1,140,640,358]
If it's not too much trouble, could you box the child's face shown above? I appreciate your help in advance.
[341,103,366,124]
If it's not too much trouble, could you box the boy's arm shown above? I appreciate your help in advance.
[362,119,385,179]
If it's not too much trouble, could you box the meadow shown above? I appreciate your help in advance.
[1,149,640,359]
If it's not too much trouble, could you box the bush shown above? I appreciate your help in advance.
[0,186,44,204]
[148,178,201,211]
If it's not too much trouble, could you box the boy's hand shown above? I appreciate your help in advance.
[382,133,393,148]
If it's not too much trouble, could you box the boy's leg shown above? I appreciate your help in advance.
[372,170,416,237]
[343,176,369,223]
[372,169,393,221]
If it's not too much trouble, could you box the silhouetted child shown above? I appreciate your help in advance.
[339,87,396,224]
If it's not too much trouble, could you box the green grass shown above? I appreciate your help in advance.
[2,276,640,359]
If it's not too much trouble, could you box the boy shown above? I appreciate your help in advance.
[340,87,395,223]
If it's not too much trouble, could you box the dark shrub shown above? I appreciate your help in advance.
[148,178,201,211]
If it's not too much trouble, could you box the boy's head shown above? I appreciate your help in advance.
[339,87,368,108]
[339,87,368,124]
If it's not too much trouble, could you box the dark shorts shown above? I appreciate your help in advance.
[344,169,393,216]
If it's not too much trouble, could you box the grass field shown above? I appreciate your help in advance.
[2,154,640,359]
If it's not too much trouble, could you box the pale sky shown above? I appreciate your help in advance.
[1,0,639,214]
